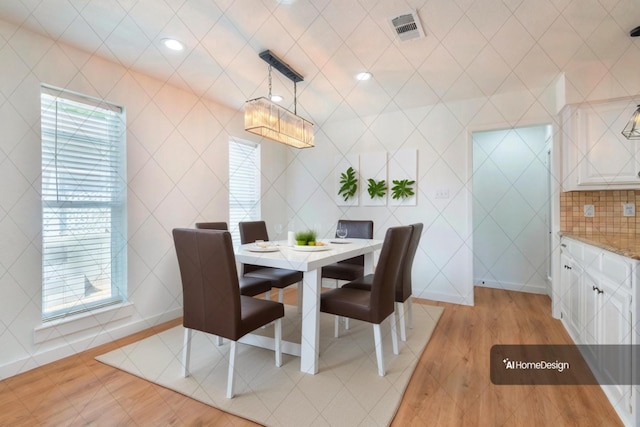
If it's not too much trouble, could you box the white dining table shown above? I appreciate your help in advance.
[235,238,383,375]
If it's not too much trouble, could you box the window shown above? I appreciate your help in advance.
[40,86,126,321]
[228,139,260,244]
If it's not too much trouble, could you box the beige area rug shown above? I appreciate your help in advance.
[96,303,443,427]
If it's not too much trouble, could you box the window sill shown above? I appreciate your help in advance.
[33,302,134,344]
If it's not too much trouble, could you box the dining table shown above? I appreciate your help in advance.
[234,238,383,375]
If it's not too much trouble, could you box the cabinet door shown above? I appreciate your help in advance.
[581,271,599,365]
[598,278,633,411]
[577,102,640,186]
[566,263,583,341]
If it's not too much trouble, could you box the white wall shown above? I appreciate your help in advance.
[285,91,560,305]
[472,125,551,294]
[0,19,287,379]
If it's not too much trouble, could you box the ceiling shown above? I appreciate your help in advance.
[1,0,639,124]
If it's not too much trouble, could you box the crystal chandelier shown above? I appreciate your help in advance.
[245,51,314,149]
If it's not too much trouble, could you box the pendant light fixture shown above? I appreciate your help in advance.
[622,26,640,140]
[244,50,314,149]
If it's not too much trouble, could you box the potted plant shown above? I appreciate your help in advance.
[338,166,358,201]
[295,230,317,246]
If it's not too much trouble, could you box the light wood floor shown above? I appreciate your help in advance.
[0,287,621,426]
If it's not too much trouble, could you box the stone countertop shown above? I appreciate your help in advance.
[559,231,640,260]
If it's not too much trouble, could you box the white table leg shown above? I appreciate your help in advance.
[300,268,321,374]
[363,251,375,275]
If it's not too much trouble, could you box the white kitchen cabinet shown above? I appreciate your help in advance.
[561,97,640,191]
[559,237,637,426]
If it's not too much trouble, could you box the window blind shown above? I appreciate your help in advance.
[41,87,127,320]
[228,140,260,244]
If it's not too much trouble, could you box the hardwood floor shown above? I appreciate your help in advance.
[0,287,621,426]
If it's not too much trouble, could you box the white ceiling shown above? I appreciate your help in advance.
[1,0,639,124]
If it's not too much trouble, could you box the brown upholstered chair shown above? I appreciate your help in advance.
[172,228,285,398]
[195,221,273,298]
[321,220,374,283]
[342,223,423,341]
[320,225,412,376]
[239,221,303,303]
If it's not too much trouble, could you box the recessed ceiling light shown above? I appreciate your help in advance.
[356,72,372,81]
[270,94,283,102]
[161,38,184,51]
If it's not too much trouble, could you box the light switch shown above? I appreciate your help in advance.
[584,204,595,217]
[623,203,635,217]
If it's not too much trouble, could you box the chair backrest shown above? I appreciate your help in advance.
[336,220,373,239]
[337,220,374,266]
[239,221,269,243]
[398,223,424,302]
[369,225,413,323]
[195,222,228,230]
[238,221,269,274]
[172,228,242,340]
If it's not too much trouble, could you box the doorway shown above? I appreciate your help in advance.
[472,124,552,294]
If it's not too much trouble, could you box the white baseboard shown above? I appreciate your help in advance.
[475,278,548,295]
[416,290,474,306]
[0,307,182,380]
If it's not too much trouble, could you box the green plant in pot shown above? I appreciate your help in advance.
[338,166,358,201]
[295,230,317,246]
[367,178,387,199]
[391,179,415,200]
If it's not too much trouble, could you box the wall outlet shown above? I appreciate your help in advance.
[435,189,450,199]
[584,204,595,217]
[623,203,635,217]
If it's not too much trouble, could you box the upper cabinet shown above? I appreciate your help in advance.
[562,97,640,191]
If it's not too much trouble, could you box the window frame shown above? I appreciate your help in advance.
[228,138,261,245]
[40,85,127,321]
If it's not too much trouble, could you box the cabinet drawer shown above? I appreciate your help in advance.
[601,252,632,289]
[583,245,601,270]
[562,239,583,262]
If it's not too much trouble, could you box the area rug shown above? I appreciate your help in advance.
[96,303,443,426]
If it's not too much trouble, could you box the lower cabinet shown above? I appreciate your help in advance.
[559,237,637,426]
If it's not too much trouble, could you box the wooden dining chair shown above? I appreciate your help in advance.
[342,223,423,341]
[172,228,285,398]
[320,225,412,376]
[321,220,374,284]
[239,221,303,304]
[195,221,273,298]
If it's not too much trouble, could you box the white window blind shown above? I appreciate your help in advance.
[41,86,127,321]
[228,139,260,244]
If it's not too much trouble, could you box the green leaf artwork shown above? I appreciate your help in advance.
[338,166,358,201]
[391,179,416,200]
[367,178,387,199]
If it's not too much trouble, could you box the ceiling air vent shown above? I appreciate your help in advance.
[388,10,425,42]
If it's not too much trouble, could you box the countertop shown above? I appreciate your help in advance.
[559,231,640,260]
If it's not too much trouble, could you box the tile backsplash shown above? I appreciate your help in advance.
[560,190,640,234]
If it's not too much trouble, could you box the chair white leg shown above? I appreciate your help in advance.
[216,335,223,346]
[182,328,192,377]
[334,315,340,338]
[397,302,407,342]
[297,282,303,313]
[407,297,413,329]
[226,341,237,399]
[278,288,284,303]
[373,324,385,376]
[274,318,282,367]
[264,291,271,301]
[389,313,399,355]
[344,317,350,330]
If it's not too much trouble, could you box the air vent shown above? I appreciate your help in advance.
[388,10,425,42]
